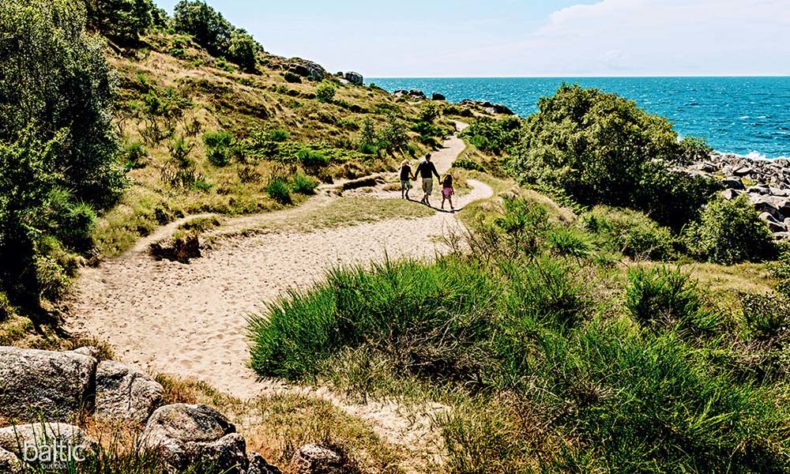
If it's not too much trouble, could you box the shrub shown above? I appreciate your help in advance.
[583,206,674,260]
[291,173,319,195]
[740,293,789,342]
[683,196,776,264]
[227,30,258,72]
[85,0,158,44]
[419,102,439,123]
[461,116,521,155]
[203,130,233,166]
[283,71,302,83]
[316,81,336,103]
[297,148,330,167]
[625,267,715,333]
[453,157,486,172]
[377,115,408,154]
[267,129,289,142]
[509,85,718,229]
[173,0,232,56]
[266,177,292,204]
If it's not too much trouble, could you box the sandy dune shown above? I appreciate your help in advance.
[66,127,492,466]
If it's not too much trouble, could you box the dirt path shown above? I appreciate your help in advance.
[66,125,492,468]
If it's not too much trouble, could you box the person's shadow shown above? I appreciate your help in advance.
[406,197,459,213]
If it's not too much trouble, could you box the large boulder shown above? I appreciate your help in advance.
[0,423,97,469]
[290,444,345,474]
[95,361,164,424]
[431,92,446,101]
[142,404,247,473]
[287,60,326,81]
[720,176,745,190]
[343,71,363,85]
[0,347,97,421]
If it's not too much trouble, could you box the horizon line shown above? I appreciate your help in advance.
[367,74,790,79]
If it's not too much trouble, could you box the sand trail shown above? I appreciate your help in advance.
[66,126,492,467]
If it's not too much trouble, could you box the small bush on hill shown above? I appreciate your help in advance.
[583,206,674,260]
[683,196,776,264]
[84,0,159,45]
[227,30,258,72]
[291,173,319,195]
[452,156,486,172]
[316,81,336,103]
[266,176,292,204]
[123,141,148,170]
[203,130,233,166]
[283,71,302,83]
[297,148,330,167]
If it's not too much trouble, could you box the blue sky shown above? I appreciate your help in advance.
[154,0,790,77]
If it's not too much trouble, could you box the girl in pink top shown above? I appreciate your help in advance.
[441,174,454,211]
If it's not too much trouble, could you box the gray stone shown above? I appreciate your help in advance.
[343,71,363,85]
[431,92,446,101]
[0,346,97,421]
[0,447,22,473]
[759,212,787,232]
[291,444,344,474]
[720,176,745,190]
[95,361,164,424]
[720,189,742,200]
[0,423,97,467]
[142,404,248,473]
[733,166,754,176]
[287,60,326,81]
[70,346,100,359]
[247,452,283,474]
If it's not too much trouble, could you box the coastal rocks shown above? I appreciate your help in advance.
[393,89,427,100]
[0,346,97,421]
[0,423,97,461]
[287,59,327,81]
[459,99,514,115]
[343,71,364,85]
[720,176,745,190]
[291,444,345,474]
[95,360,164,424]
[248,452,283,474]
[141,404,247,473]
[431,92,446,101]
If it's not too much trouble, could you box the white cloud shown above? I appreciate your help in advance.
[517,0,790,75]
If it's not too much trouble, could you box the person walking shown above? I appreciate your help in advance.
[399,159,413,200]
[441,173,455,211]
[415,153,440,206]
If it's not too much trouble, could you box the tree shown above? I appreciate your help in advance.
[172,0,232,57]
[84,0,156,44]
[227,30,258,73]
[0,0,122,308]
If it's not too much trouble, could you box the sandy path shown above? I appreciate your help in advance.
[66,126,491,467]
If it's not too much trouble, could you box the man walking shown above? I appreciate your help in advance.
[414,153,440,206]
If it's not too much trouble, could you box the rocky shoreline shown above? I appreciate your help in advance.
[685,152,790,239]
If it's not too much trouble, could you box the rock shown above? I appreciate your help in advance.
[721,189,742,200]
[431,92,446,101]
[290,444,344,474]
[95,361,164,424]
[247,452,283,474]
[287,60,326,81]
[733,166,754,176]
[71,346,100,359]
[142,404,248,473]
[0,447,22,472]
[773,232,790,241]
[747,185,770,195]
[0,346,97,421]
[750,195,784,220]
[343,71,363,85]
[720,176,745,190]
[150,235,201,263]
[0,423,97,468]
[759,212,787,232]
[459,99,514,115]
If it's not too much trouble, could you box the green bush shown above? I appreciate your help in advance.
[460,116,521,155]
[297,148,330,167]
[267,129,289,142]
[316,81,336,103]
[739,293,789,342]
[265,177,292,204]
[173,0,232,56]
[291,173,319,195]
[683,196,776,264]
[625,266,718,333]
[123,141,148,170]
[283,71,302,83]
[227,30,258,72]
[85,0,158,44]
[452,157,486,172]
[203,130,233,166]
[509,85,718,229]
[583,206,674,260]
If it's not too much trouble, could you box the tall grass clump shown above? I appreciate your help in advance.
[265,176,292,204]
[584,206,674,260]
[291,172,319,195]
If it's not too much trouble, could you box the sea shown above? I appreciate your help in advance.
[370,77,790,159]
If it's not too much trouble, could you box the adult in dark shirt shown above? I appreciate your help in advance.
[414,154,440,206]
[399,159,413,200]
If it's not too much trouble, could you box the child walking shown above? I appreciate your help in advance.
[399,159,412,199]
[441,174,455,211]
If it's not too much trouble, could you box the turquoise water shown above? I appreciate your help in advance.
[370,77,790,159]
